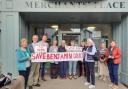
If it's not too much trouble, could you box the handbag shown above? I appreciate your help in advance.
[0,73,12,88]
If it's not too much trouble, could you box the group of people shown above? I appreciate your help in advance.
[16,34,121,89]
[84,39,121,89]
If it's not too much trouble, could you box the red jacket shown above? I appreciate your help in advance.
[107,46,121,64]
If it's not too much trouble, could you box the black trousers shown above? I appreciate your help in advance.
[85,62,95,85]
[41,62,45,79]
[78,61,86,77]
[50,63,59,78]
[19,67,30,89]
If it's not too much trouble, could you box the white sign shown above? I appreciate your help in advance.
[92,31,101,38]
[34,45,47,53]
[66,46,83,52]
[31,45,84,62]
[31,52,83,62]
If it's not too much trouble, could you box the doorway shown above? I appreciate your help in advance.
[62,33,80,46]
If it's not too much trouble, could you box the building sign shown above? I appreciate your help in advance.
[25,0,127,9]
[1,0,128,12]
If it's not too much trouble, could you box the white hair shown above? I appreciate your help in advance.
[87,38,95,46]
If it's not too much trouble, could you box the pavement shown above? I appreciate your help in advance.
[32,76,127,89]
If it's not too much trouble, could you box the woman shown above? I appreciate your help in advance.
[16,38,31,89]
[107,41,121,89]
[78,41,86,77]
[49,40,59,79]
[58,40,67,79]
[98,43,108,81]
[84,38,97,89]
[68,40,77,79]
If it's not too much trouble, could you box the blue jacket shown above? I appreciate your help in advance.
[16,47,30,71]
[28,44,34,53]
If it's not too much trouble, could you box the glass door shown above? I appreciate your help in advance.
[62,33,81,46]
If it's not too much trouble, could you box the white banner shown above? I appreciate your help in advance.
[31,52,83,62]
[31,46,83,62]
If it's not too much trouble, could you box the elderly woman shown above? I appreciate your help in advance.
[84,38,97,89]
[68,40,77,79]
[49,40,59,79]
[107,41,121,89]
[98,43,108,81]
[16,38,31,89]
[58,40,67,79]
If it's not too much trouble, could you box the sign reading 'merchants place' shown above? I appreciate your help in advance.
[25,0,128,9]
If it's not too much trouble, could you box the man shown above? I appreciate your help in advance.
[28,35,40,89]
[38,34,49,81]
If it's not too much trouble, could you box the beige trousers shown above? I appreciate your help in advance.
[28,63,40,86]
[98,61,108,76]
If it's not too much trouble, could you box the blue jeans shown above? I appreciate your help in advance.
[108,62,119,85]
[85,62,95,85]
[68,61,77,75]
[59,61,67,78]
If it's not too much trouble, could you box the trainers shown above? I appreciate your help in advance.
[73,75,77,79]
[33,83,40,87]
[84,82,90,86]
[68,75,72,80]
[89,85,95,89]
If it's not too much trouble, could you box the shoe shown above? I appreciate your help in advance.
[103,78,106,81]
[33,83,40,87]
[55,76,58,79]
[73,75,77,79]
[51,77,54,79]
[68,75,72,80]
[29,86,33,89]
[84,82,90,86]
[112,85,119,89]
[42,78,47,81]
[99,76,103,80]
[89,85,95,89]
